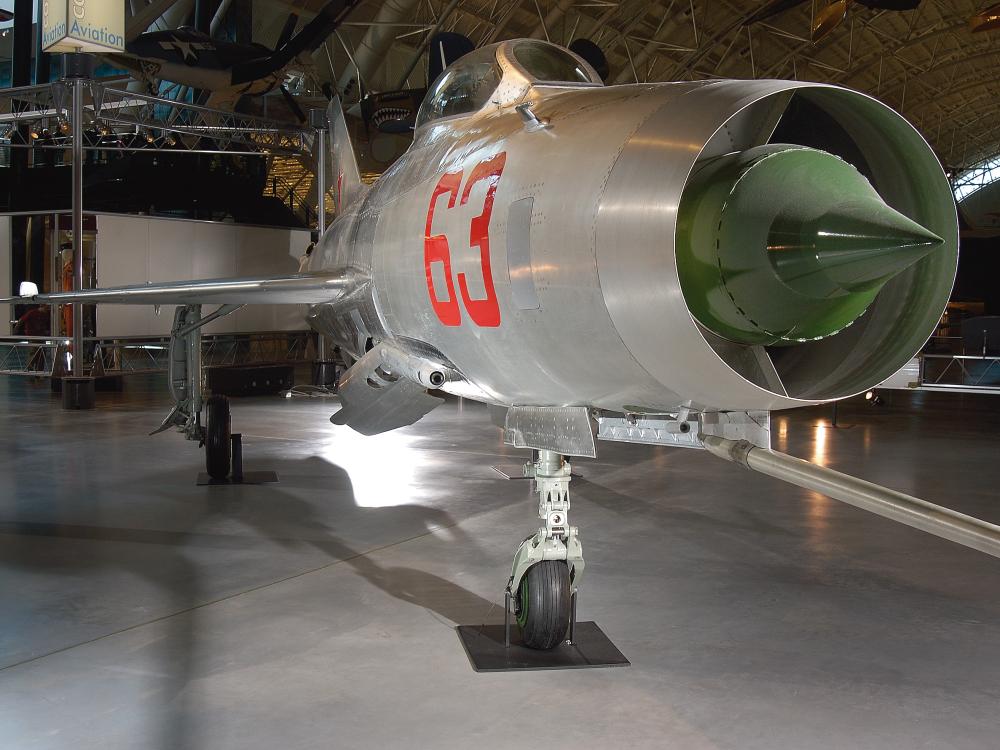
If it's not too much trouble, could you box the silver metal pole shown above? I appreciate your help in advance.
[701,435,1000,559]
[71,76,84,376]
[316,124,326,235]
[312,111,328,362]
[49,213,59,337]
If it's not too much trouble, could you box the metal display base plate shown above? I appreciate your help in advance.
[196,471,279,486]
[456,622,629,672]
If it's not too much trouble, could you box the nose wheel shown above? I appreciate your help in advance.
[515,560,572,649]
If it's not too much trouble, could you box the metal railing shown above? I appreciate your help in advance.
[919,354,1000,393]
[267,170,316,227]
[0,331,314,377]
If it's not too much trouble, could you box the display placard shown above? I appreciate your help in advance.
[42,0,125,54]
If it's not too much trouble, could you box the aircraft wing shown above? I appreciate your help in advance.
[0,270,359,306]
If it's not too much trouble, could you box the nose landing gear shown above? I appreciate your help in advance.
[455,448,627,670]
[507,450,584,650]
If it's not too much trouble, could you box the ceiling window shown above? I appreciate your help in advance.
[953,154,1000,202]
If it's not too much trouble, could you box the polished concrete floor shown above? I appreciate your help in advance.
[1,376,999,749]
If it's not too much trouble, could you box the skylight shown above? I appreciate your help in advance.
[953,154,1000,202]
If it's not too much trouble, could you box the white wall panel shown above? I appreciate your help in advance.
[94,214,310,337]
[192,222,236,278]
[234,225,305,332]
[193,222,237,334]
[95,215,153,336]
[147,220,197,335]
[149,221,196,281]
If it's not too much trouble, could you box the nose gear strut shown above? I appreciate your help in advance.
[507,450,585,649]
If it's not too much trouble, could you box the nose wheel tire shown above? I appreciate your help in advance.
[515,560,571,650]
[205,395,231,480]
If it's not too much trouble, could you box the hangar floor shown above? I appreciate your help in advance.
[1,375,998,750]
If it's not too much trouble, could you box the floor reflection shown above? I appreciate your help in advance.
[0,441,507,750]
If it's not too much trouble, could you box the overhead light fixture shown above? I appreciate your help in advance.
[970,3,1000,32]
[813,0,850,41]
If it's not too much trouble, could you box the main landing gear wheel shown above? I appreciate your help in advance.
[516,560,571,650]
[205,395,231,480]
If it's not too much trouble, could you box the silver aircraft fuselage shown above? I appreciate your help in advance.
[306,40,957,417]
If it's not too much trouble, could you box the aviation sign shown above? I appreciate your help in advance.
[42,0,125,53]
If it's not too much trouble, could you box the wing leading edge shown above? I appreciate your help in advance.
[0,270,361,306]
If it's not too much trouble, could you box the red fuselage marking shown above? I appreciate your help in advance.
[423,170,463,326]
[423,151,507,327]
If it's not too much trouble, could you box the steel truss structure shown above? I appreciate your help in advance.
[0,73,333,379]
[317,0,997,175]
[0,79,313,157]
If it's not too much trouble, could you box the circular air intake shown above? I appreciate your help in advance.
[676,87,958,401]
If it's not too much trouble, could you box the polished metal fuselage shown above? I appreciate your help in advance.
[305,76,954,414]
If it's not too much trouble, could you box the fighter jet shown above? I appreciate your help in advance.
[9,39,1000,651]
[109,0,357,110]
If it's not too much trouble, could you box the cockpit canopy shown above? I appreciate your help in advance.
[415,46,501,128]
[414,39,601,130]
[510,40,596,85]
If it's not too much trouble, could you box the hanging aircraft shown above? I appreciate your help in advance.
[107,0,358,113]
[10,39,1000,652]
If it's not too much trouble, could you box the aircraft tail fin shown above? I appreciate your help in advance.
[326,96,364,213]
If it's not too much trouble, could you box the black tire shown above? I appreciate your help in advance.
[205,395,231,480]
[516,561,571,650]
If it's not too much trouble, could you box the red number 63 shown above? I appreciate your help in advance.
[424,151,506,328]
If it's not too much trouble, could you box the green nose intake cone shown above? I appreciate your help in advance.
[676,144,944,346]
[768,199,943,297]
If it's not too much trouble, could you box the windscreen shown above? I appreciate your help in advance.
[415,47,501,128]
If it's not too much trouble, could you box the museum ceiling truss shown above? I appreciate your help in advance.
[293,0,999,170]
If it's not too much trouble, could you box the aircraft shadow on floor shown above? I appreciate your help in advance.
[0,452,512,749]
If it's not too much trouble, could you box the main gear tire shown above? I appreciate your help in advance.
[205,395,231,480]
[516,560,571,650]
